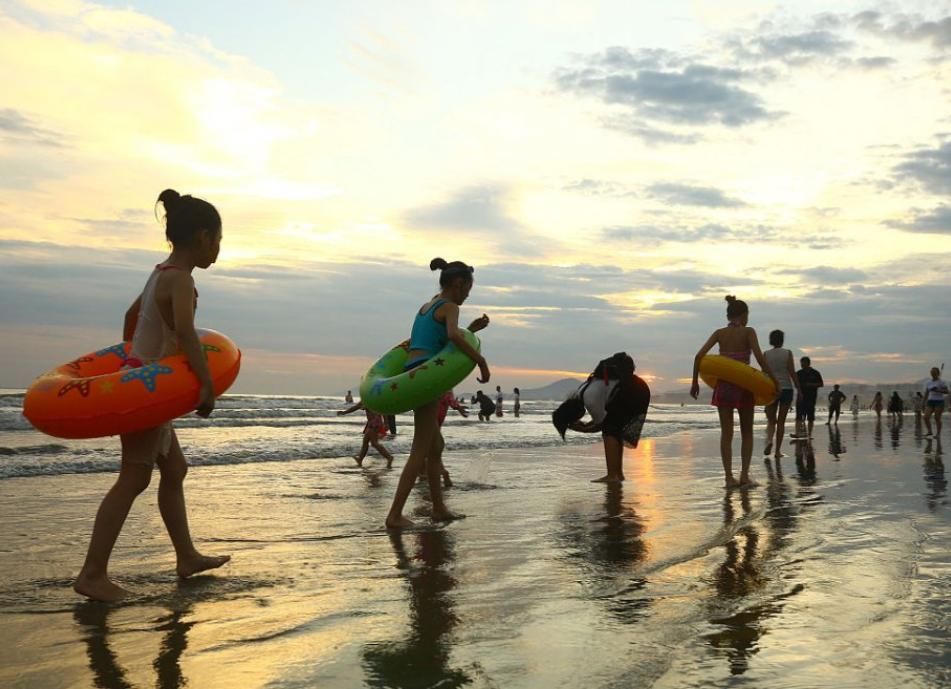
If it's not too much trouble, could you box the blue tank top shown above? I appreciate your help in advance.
[407,299,448,366]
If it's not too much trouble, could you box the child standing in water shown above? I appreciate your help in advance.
[513,387,521,417]
[74,190,230,601]
[691,296,776,489]
[338,401,394,467]
[923,367,948,437]
[385,258,490,528]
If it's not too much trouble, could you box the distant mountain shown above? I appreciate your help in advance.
[519,378,584,401]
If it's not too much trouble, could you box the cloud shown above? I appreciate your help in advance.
[562,178,637,196]
[738,30,854,65]
[852,56,897,70]
[403,184,518,232]
[778,266,868,283]
[554,49,778,131]
[852,11,951,50]
[888,206,951,234]
[646,182,746,207]
[0,108,63,147]
[599,117,702,145]
[600,222,848,250]
[894,139,951,195]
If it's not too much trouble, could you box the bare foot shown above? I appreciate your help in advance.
[442,472,453,488]
[385,515,415,529]
[74,572,131,602]
[386,460,393,469]
[177,553,231,579]
[591,475,623,483]
[725,476,740,489]
[764,443,772,456]
[774,451,784,459]
[432,509,466,522]
[738,476,759,488]
[353,455,364,467]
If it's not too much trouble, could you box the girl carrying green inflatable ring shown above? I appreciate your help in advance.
[383,258,490,529]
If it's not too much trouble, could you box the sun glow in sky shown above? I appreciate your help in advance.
[1,0,949,394]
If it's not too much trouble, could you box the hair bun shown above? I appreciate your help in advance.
[725,295,736,303]
[157,188,181,211]
[430,257,448,271]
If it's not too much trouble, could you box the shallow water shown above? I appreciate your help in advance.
[0,417,947,688]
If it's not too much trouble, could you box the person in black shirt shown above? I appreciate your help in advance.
[795,356,824,438]
[826,384,847,425]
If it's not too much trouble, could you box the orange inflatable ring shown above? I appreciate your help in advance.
[22,329,241,439]
[699,354,776,406]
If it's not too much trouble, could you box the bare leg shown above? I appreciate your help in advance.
[937,409,944,435]
[428,433,452,487]
[157,433,230,578]
[775,403,790,458]
[429,431,462,521]
[74,429,156,601]
[386,402,438,528]
[717,407,738,488]
[353,435,370,466]
[738,407,757,486]
[369,437,394,468]
[764,403,777,455]
[592,434,624,482]
[924,408,934,435]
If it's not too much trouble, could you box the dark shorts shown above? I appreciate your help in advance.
[797,398,816,421]
[927,400,945,409]
[777,388,794,406]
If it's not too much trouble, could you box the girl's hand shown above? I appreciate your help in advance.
[196,382,216,418]
[690,381,700,400]
[477,358,491,383]
[468,313,490,332]
[459,407,470,418]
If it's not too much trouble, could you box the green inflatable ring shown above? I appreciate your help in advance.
[360,330,481,414]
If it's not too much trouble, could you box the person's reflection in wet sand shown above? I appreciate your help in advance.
[74,585,198,689]
[874,417,883,450]
[889,414,903,450]
[762,458,796,552]
[794,440,817,487]
[827,425,845,459]
[362,530,469,688]
[555,483,650,624]
[705,491,767,676]
[923,438,946,513]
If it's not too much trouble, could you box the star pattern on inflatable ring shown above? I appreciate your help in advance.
[96,343,129,360]
[407,365,429,380]
[59,379,91,397]
[433,358,445,367]
[120,363,173,392]
[64,356,94,372]
[390,382,399,391]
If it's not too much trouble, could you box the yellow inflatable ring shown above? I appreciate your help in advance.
[699,355,776,405]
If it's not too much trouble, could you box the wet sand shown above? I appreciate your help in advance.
[0,418,947,688]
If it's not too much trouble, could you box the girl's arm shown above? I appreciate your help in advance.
[123,294,143,341]
[337,402,364,416]
[749,329,778,386]
[569,420,602,433]
[443,302,490,383]
[170,272,215,417]
[690,331,719,398]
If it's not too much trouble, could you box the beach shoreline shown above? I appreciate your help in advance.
[0,420,948,688]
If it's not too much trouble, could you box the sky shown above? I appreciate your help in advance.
[1,0,950,395]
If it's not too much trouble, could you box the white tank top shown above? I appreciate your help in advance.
[764,347,792,390]
[130,266,181,363]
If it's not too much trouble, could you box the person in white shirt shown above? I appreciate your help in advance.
[923,367,948,437]
[763,330,800,460]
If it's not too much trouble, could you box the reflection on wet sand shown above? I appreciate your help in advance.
[795,439,817,487]
[890,415,904,450]
[705,490,767,676]
[362,530,469,688]
[557,483,650,624]
[874,417,883,450]
[74,588,196,689]
[827,425,845,459]
[923,438,946,513]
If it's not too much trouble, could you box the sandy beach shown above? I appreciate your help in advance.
[0,418,948,689]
